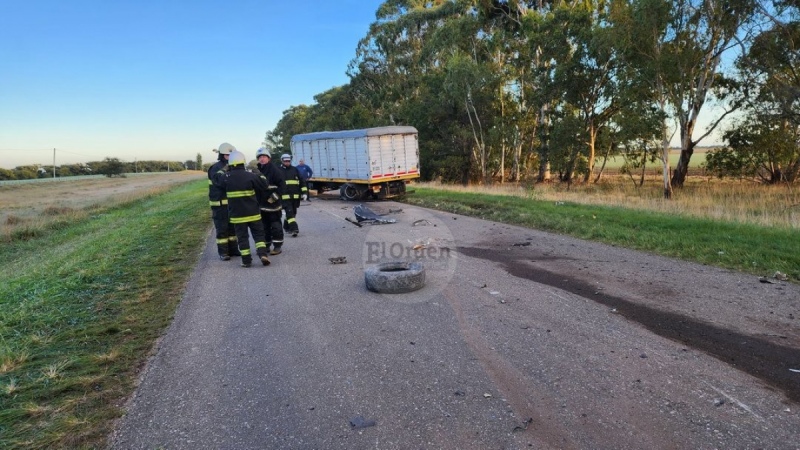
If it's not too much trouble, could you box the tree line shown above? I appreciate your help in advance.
[265,0,799,197]
[0,154,206,180]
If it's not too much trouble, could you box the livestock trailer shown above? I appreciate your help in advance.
[289,126,420,200]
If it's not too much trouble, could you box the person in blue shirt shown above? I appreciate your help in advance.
[296,158,313,200]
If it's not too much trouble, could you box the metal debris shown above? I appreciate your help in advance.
[329,256,347,264]
[354,204,396,224]
[349,416,377,429]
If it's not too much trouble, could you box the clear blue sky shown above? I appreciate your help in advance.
[0,0,385,169]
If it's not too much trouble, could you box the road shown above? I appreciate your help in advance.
[111,195,800,449]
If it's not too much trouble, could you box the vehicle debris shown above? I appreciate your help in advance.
[349,416,377,429]
[329,256,347,264]
[412,219,432,226]
[354,204,397,224]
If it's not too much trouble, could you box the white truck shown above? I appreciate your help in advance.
[289,126,420,200]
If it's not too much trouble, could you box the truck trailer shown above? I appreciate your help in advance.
[289,126,420,201]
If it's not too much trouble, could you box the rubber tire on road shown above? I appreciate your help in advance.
[365,261,426,294]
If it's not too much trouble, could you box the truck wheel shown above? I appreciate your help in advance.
[340,183,361,201]
[365,262,426,294]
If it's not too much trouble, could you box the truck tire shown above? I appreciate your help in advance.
[340,183,363,201]
[365,261,426,294]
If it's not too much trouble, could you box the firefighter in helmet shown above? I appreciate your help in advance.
[255,147,286,254]
[208,143,240,260]
[223,150,271,267]
[278,153,307,237]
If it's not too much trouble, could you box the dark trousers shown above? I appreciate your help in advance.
[211,206,237,256]
[282,200,300,233]
[233,220,268,263]
[261,210,284,249]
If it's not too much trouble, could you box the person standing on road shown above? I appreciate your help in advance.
[255,147,285,255]
[208,143,241,261]
[278,153,307,237]
[224,150,271,268]
[296,158,313,201]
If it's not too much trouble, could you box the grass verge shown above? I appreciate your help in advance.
[0,179,209,449]
[401,187,800,281]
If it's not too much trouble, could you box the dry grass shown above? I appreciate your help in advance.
[418,176,800,229]
[0,172,206,242]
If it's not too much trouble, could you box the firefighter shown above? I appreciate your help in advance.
[278,153,307,237]
[208,143,240,260]
[255,147,285,255]
[223,150,271,268]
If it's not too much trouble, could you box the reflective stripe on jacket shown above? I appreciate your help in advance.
[224,166,268,223]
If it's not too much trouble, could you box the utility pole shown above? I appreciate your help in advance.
[53,148,56,178]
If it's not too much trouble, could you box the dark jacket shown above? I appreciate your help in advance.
[256,162,285,212]
[207,159,228,206]
[278,164,308,201]
[224,165,269,224]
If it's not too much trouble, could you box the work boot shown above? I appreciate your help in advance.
[291,230,298,237]
[241,257,252,268]
[217,242,229,260]
[260,255,271,266]
[269,246,282,255]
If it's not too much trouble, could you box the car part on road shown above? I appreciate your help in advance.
[354,204,396,224]
[329,256,347,264]
[365,261,425,294]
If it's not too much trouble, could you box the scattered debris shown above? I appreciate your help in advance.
[329,256,347,264]
[354,204,396,224]
[555,201,565,205]
[790,369,800,373]
[344,216,363,227]
[512,242,531,247]
[412,219,432,226]
[512,418,533,433]
[453,390,465,396]
[483,393,492,398]
[760,271,789,283]
[349,416,377,429]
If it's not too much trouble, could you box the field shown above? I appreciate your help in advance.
[0,172,206,242]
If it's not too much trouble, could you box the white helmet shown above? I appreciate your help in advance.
[228,150,246,166]
[217,142,236,155]
[256,147,271,158]
[280,153,292,161]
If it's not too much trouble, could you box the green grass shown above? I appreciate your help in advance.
[0,179,209,449]
[401,187,800,281]
[0,178,796,448]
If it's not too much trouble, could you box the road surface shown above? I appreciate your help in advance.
[111,196,800,449]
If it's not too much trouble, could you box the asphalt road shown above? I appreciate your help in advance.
[111,196,800,449]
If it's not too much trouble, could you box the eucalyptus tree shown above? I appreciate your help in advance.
[661,0,759,187]
[608,0,679,197]
[707,0,800,182]
[265,105,312,154]
[548,0,625,183]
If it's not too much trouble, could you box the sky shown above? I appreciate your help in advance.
[0,0,386,169]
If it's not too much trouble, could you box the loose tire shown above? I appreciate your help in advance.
[365,261,426,294]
